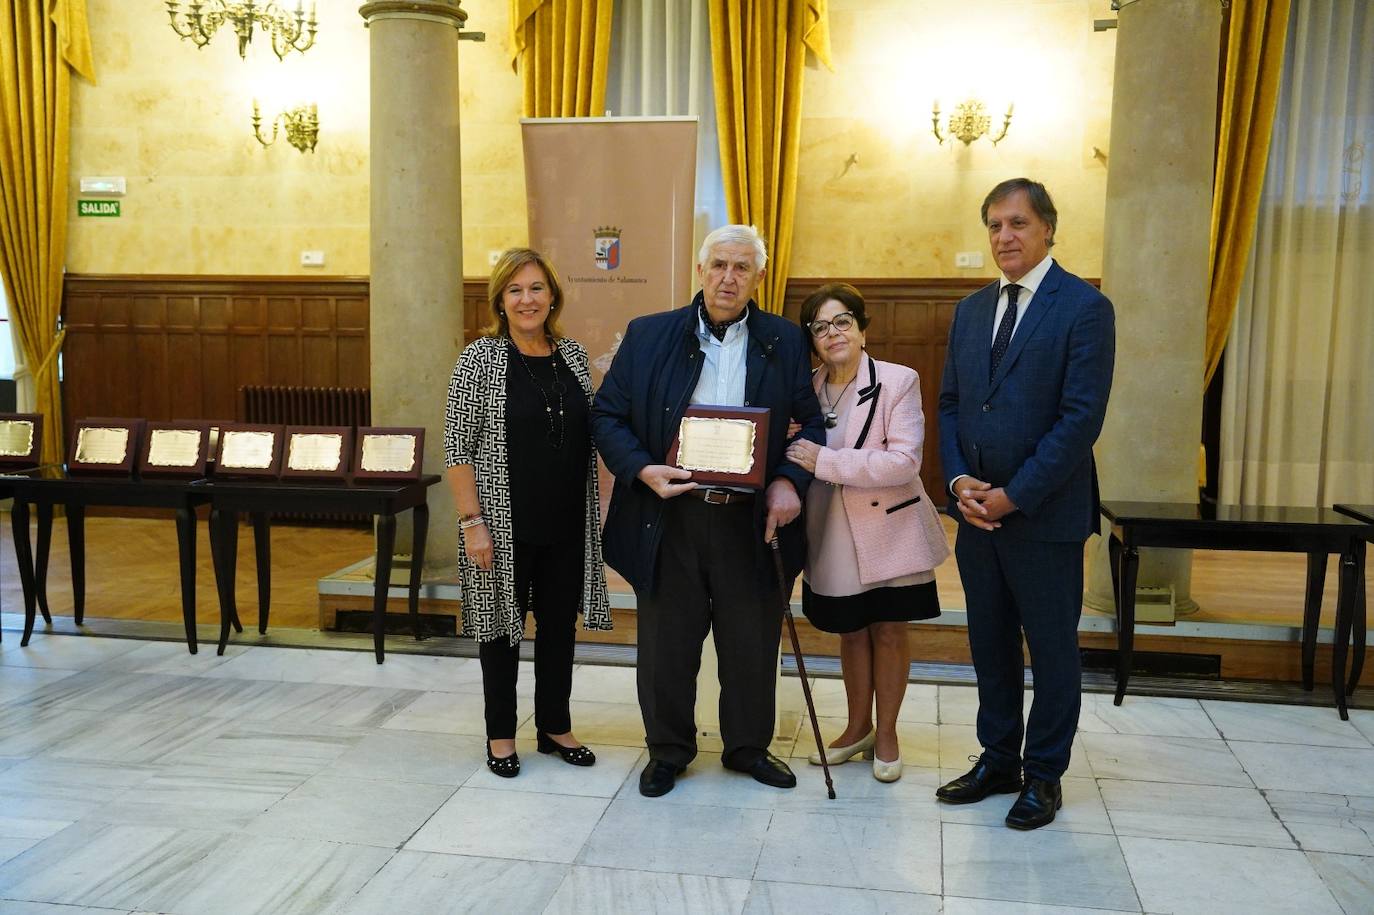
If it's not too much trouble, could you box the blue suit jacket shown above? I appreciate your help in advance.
[591,296,826,592]
[937,260,1115,543]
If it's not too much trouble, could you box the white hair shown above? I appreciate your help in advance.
[697,224,768,272]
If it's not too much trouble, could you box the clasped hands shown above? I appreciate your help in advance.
[955,477,1017,531]
[637,464,800,542]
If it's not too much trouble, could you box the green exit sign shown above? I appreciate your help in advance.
[78,199,120,217]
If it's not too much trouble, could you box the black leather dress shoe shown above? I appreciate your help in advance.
[726,751,797,789]
[1005,778,1063,830]
[639,759,684,798]
[935,755,1023,804]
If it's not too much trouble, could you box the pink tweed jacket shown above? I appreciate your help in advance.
[810,352,951,585]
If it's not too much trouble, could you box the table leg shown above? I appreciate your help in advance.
[212,508,242,655]
[1302,551,1328,691]
[252,512,271,634]
[13,501,36,645]
[34,502,52,624]
[409,504,428,641]
[1332,544,1358,720]
[175,506,198,654]
[66,505,86,626]
[1107,534,1122,615]
[373,514,396,664]
[1114,542,1139,706]
[1346,540,1366,698]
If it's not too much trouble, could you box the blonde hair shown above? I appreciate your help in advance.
[481,247,566,339]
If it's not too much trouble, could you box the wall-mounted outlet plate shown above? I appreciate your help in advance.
[955,251,985,269]
[300,250,325,267]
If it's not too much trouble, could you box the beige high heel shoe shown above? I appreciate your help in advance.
[808,730,876,766]
[872,753,903,782]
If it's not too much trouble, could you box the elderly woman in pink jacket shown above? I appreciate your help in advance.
[785,283,951,782]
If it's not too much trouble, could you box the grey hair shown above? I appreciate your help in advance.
[697,224,768,271]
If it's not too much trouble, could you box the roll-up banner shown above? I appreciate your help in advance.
[521,117,698,389]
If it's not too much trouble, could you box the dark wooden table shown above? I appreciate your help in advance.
[1333,504,1373,698]
[201,475,441,663]
[1101,501,1369,719]
[2,465,216,651]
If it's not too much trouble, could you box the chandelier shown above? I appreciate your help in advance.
[165,1,318,60]
[932,100,1014,147]
[253,101,319,154]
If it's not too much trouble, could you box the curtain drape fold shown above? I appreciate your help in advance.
[1204,0,1290,387]
[0,0,96,465]
[707,0,829,315]
[511,0,615,118]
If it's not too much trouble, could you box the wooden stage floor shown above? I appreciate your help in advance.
[2,512,1370,687]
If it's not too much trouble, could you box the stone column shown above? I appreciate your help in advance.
[1084,0,1222,617]
[359,0,466,576]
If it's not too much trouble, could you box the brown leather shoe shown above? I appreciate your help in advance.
[936,755,1022,804]
[1005,778,1063,830]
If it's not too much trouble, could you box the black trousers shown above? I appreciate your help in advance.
[635,496,782,769]
[955,526,1084,782]
[479,538,584,739]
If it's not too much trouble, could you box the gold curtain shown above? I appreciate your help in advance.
[1204,0,1290,387]
[0,0,95,465]
[708,0,830,315]
[510,0,614,118]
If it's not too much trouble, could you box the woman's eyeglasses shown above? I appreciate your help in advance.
[808,312,857,337]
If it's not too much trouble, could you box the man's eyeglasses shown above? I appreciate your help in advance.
[808,312,857,337]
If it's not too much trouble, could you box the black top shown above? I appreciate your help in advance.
[505,345,590,544]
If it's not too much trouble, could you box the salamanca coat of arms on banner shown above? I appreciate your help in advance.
[594,226,621,271]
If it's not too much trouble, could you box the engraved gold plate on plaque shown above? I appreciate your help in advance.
[0,420,34,456]
[676,416,756,475]
[221,430,276,469]
[287,433,343,472]
[147,429,202,467]
[360,434,417,473]
[74,427,130,465]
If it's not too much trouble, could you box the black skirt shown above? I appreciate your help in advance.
[801,579,941,635]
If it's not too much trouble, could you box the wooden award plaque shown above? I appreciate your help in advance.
[352,427,425,482]
[0,413,43,467]
[281,426,353,481]
[139,422,211,478]
[68,418,143,476]
[213,424,284,479]
[666,405,770,489]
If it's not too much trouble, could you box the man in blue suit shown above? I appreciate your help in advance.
[592,225,826,798]
[935,179,1115,829]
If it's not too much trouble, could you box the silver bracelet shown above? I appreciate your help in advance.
[459,515,485,530]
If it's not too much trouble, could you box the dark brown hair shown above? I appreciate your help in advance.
[980,178,1058,247]
[481,247,566,339]
[798,283,870,351]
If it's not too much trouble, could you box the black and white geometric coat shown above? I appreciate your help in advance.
[443,334,613,645]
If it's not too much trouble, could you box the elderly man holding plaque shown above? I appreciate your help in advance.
[592,224,826,797]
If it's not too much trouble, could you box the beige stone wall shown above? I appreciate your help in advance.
[67,0,1113,280]
[792,0,1117,278]
[66,0,525,276]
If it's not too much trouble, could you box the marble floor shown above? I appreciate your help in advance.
[0,633,1372,915]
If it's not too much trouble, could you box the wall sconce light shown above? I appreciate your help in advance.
[253,101,318,153]
[165,0,318,60]
[932,100,1014,146]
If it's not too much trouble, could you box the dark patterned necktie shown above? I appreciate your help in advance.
[989,283,1021,381]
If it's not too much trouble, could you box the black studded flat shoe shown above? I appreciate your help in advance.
[537,732,596,766]
[486,740,521,778]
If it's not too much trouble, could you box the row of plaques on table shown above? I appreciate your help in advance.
[0,414,425,481]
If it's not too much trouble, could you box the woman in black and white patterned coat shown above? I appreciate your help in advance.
[444,247,612,779]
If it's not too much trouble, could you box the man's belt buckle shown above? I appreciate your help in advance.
[702,488,731,505]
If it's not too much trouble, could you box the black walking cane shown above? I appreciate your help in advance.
[770,537,836,799]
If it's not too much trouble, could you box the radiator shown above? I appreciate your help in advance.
[236,385,372,523]
[238,385,371,429]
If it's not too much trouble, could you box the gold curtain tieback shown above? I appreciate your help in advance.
[34,328,66,381]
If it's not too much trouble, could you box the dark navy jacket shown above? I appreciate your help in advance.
[591,295,826,592]
[937,260,1115,542]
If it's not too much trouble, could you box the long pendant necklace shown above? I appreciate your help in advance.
[513,338,567,449]
[821,372,858,429]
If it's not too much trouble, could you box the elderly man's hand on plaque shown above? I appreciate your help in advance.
[763,478,801,542]
[638,463,697,499]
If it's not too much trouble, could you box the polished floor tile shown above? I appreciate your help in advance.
[515,698,647,749]
[245,773,454,847]
[938,724,1093,778]
[0,665,82,706]
[794,716,940,770]
[466,741,644,799]
[1119,835,1343,914]
[546,866,751,914]
[941,900,1139,915]
[941,823,1140,911]
[340,850,568,915]
[578,798,771,879]
[1203,700,1373,748]
[324,728,486,786]
[743,880,941,914]
[407,787,609,864]
[1078,694,1220,739]
[1264,789,1374,855]
[1227,740,1374,796]
[754,809,942,895]
[1081,732,1252,787]
[1099,780,1294,847]
[0,635,144,670]
[1304,851,1374,915]
[379,689,503,736]
[202,645,486,694]
[87,638,246,675]
[938,775,1112,836]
